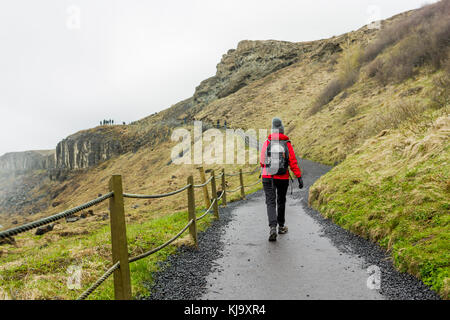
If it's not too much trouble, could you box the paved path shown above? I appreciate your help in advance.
[201,190,383,300]
[147,158,439,300]
[202,158,385,299]
[199,158,438,300]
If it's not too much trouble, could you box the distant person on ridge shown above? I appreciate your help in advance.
[260,118,303,241]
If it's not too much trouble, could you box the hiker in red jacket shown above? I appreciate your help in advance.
[260,118,303,241]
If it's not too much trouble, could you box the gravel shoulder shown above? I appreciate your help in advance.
[144,158,440,300]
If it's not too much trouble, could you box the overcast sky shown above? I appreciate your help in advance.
[0,0,436,156]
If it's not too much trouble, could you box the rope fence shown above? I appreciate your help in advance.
[215,172,224,179]
[78,219,195,300]
[193,175,213,188]
[225,172,240,177]
[226,185,242,193]
[77,262,120,300]
[0,192,114,239]
[123,184,191,199]
[196,198,216,221]
[243,166,261,175]
[245,179,262,188]
[128,219,194,264]
[3,164,262,300]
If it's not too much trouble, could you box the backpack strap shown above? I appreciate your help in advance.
[264,140,271,166]
[282,140,290,161]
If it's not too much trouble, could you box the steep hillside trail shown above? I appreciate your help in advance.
[146,158,439,300]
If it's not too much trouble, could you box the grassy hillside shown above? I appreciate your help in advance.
[306,2,450,298]
[196,2,449,162]
[0,130,261,299]
[310,112,449,298]
[194,1,450,298]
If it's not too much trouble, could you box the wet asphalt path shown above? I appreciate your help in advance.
[201,195,382,299]
[201,160,383,300]
[146,158,439,300]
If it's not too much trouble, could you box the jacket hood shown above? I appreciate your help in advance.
[268,133,289,141]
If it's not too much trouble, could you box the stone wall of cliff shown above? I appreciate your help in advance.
[55,127,124,170]
[142,39,323,125]
[192,40,310,107]
[0,150,55,173]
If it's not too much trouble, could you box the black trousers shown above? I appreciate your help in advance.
[262,178,289,228]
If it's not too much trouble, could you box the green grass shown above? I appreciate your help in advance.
[309,114,450,298]
[0,176,262,300]
[0,207,213,300]
[0,125,261,300]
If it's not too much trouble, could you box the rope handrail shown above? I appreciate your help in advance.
[77,261,120,300]
[244,179,262,188]
[193,175,213,188]
[78,219,194,300]
[196,198,216,221]
[122,184,191,199]
[0,192,114,239]
[129,219,193,263]
[243,166,261,175]
[225,166,260,177]
[13,165,259,299]
[225,172,240,177]
[226,185,242,193]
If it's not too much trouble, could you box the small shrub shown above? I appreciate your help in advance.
[329,53,339,66]
[431,59,450,109]
[366,58,384,78]
[365,99,426,137]
[310,79,343,115]
[327,54,339,72]
[362,0,450,63]
[372,34,434,84]
[344,104,358,119]
[428,18,450,69]
[309,43,362,115]
[362,1,450,85]
[342,122,363,151]
[366,58,390,86]
[337,43,362,83]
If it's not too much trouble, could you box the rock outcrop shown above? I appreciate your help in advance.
[0,150,55,173]
[193,40,309,107]
[0,170,49,217]
[55,127,123,170]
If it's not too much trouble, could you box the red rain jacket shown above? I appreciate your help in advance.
[260,133,302,180]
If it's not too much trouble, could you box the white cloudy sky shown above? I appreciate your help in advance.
[0,0,436,156]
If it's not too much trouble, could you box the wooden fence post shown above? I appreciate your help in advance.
[221,168,227,206]
[239,169,245,199]
[196,166,211,209]
[210,170,219,219]
[187,175,198,248]
[108,175,132,300]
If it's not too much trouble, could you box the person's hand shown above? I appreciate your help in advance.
[298,177,304,189]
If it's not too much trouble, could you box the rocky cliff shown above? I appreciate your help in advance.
[0,150,55,173]
[192,40,310,106]
[169,38,358,123]
[0,151,55,217]
[55,127,124,170]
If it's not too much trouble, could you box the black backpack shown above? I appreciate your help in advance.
[264,140,290,175]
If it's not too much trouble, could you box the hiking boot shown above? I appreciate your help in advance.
[278,225,288,234]
[269,227,277,241]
